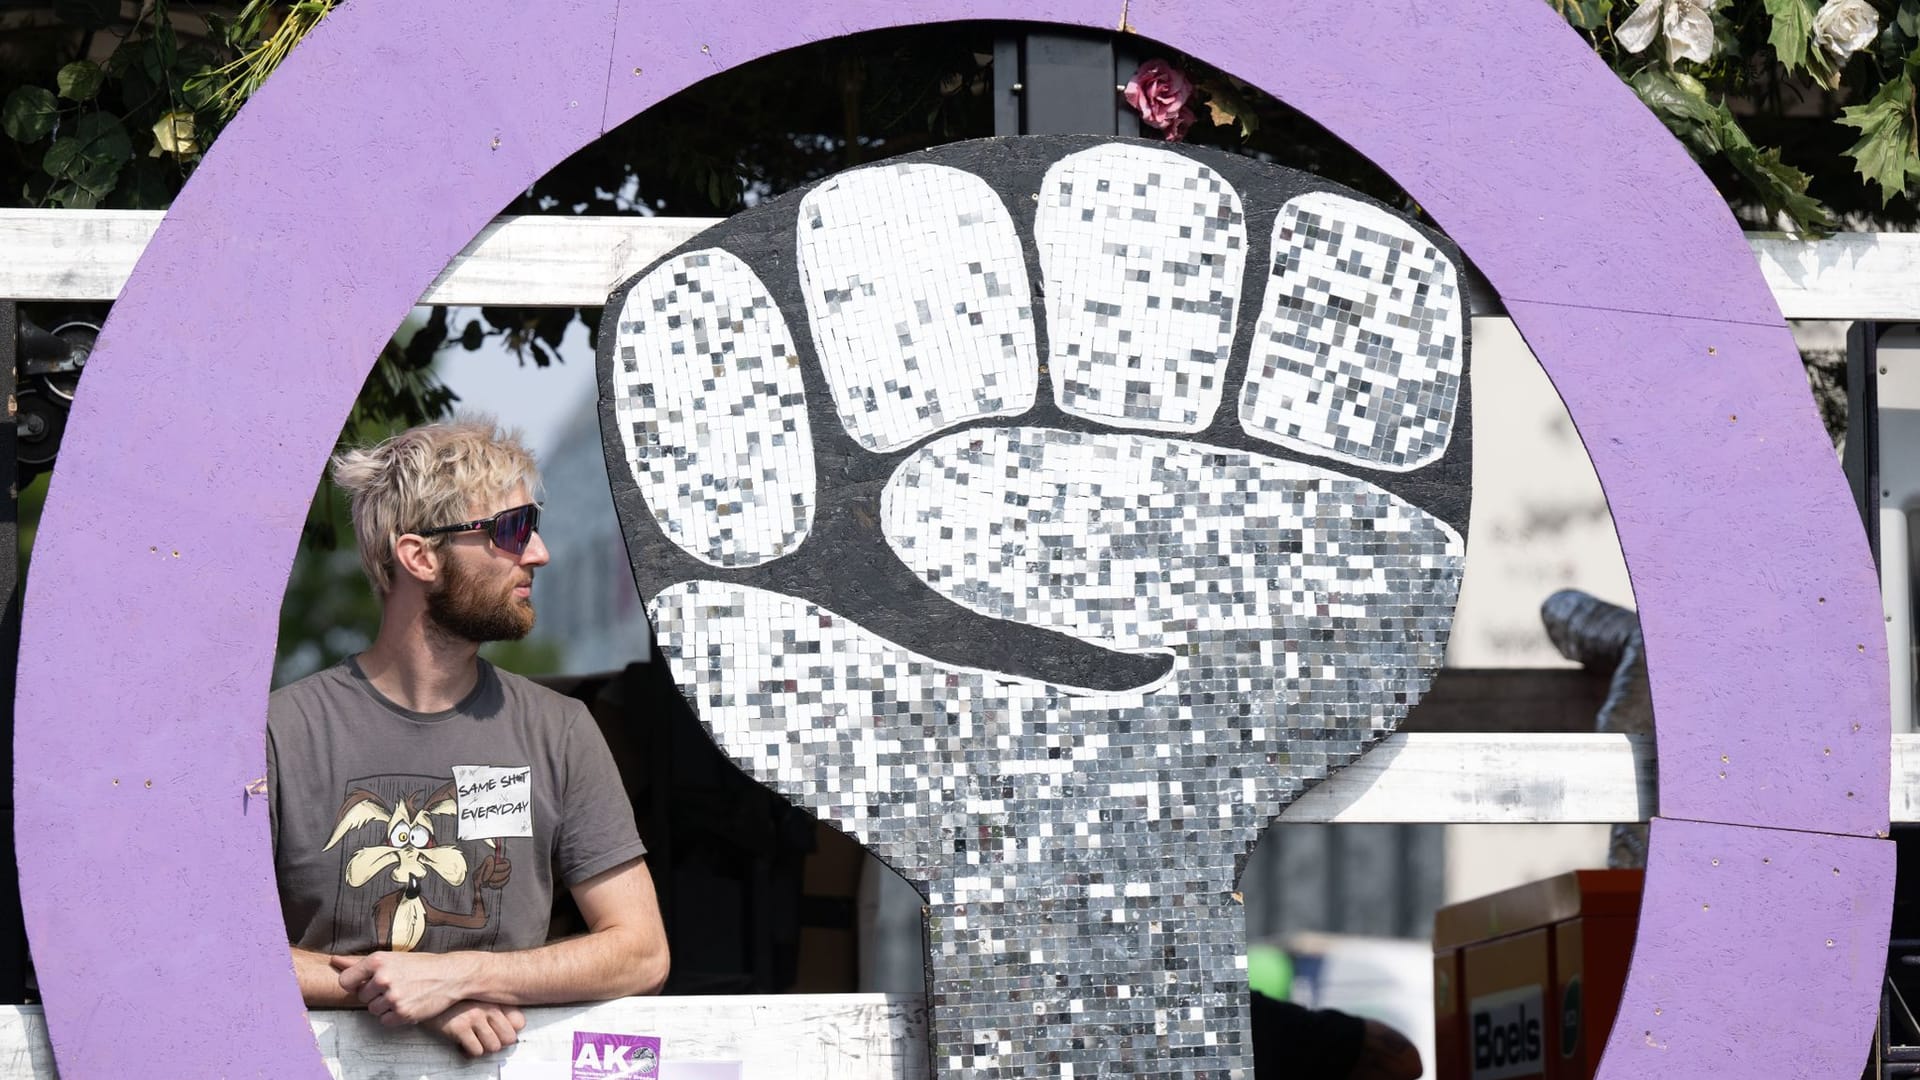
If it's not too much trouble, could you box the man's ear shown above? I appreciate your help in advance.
[391,533,441,586]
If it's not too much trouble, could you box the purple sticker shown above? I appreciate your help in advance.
[572,1031,661,1080]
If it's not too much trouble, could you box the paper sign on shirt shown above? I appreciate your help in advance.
[452,763,534,841]
[572,1031,661,1079]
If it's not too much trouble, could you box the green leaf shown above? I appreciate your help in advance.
[1763,0,1819,72]
[1700,93,1835,231]
[41,136,81,179]
[1628,70,1723,152]
[70,153,125,195]
[1899,1,1920,40]
[116,159,176,211]
[74,112,132,163]
[1726,139,1835,231]
[179,71,219,111]
[1,86,59,143]
[1549,0,1613,30]
[114,47,157,111]
[1631,68,1835,232]
[50,183,101,210]
[1838,70,1920,205]
[56,61,105,103]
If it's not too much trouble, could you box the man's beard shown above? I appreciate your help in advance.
[426,557,534,644]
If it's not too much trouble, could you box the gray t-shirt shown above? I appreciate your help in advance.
[267,657,646,955]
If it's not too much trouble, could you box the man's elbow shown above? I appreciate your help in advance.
[628,938,669,996]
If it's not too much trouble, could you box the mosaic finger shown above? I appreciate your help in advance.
[1240,192,1464,470]
[608,249,815,568]
[882,426,1464,657]
[1034,143,1247,432]
[797,162,1039,452]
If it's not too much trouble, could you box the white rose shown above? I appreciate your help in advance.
[1812,0,1879,66]
[1617,0,1717,65]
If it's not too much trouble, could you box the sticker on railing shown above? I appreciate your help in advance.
[570,1031,661,1079]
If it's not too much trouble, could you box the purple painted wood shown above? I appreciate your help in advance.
[1602,817,1892,1077]
[607,0,1775,329]
[1504,302,1889,834]
[12,0,1887,1077]
[12,2,616,1076]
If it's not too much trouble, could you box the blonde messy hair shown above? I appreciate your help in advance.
[329,417,543,595]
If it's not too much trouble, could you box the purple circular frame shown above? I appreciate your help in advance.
[15,0,1894,1076]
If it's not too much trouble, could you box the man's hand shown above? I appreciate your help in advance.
[422,999,527,1057]
[331,950,482,1026]
[1350,1018,1423,1080]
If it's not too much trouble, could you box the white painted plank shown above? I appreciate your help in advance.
[417,215,718,306]
[4,209,1916,318]
[0,210,720,306]
[1893,733,1920,825]
[0,996,927,1079]
[1282,733,1657,824]
[1294,732,1920,825]
[0,1008,54,1080]
[0,210,161,304]
[1751,231,1920,322]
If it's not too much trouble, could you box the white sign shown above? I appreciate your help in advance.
[452,764,534,841]
[1469,985,1546,1080]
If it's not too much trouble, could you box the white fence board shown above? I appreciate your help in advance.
[1282,733,1658,824]
[0,996,927,1079]
[1751,231,1920,322]
[4,210,1916,319]
[1298,732,1920,825]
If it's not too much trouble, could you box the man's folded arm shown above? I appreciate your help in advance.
[332,855,669,1024]
[465,854,669,1004]
[294,946,364,1008]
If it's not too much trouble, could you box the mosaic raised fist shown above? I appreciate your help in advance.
[597,136,1470,1079]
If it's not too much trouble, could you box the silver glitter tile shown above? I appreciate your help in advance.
[799,161,1038,452]
[1240,193,1462,470]
[609,248,815,567]
[1035,144,1247,433]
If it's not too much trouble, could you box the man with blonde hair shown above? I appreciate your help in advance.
[268,418,668,1057]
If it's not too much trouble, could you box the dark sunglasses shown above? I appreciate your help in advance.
[413,503,541,555]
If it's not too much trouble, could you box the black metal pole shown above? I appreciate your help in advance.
[0,302,29,1002]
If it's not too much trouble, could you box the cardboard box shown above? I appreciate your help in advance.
[1432,870,1642,1080]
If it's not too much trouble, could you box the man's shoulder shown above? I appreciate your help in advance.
[268,663,358,721]
[485,663,590,725]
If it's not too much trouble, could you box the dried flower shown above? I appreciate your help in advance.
[1616,0,1716,65]
[1812,0,1879,68]
[149,110,198,157]
[1124,60,1198,143]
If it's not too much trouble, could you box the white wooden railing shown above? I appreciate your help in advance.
[0,995,929,1079]
[7,210,1920,320]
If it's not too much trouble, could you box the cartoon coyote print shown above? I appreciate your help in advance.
[599,136,1471,1078]
[324,779,513,952]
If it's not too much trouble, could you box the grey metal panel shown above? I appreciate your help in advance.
[1243,822,1446,941]
[1398,824,1448,938]
[1252,823,1329,938]
[1336,825,1405,934]
[1111,38,1140,137]
[992,37,1022,136]
[1018,31,1119,135]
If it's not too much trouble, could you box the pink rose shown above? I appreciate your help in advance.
[1125,60,1198,142]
